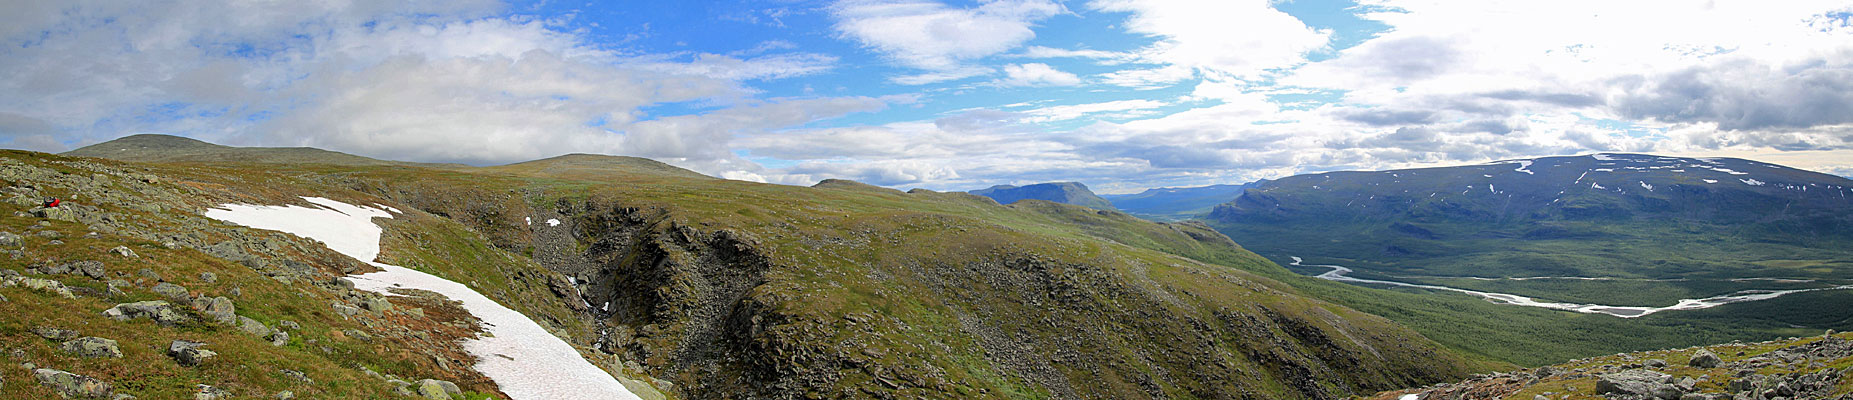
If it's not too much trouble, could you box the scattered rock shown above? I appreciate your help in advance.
[195,384,231,400]
[274,391,294,400]
[331,302,360,318]
[278,320,300,331]
[1645,359,1667,368]
[1597,370,1676,398]
[61,337,123,358]
[198,272,215,283]
[1689,349,1721,368]
[33,327,79,341]
[69,261,105,280]
[268,331,290,347]
[168,340,217,367]
[3,276,77,298]
[103,301,193,326]
[190,296,235,324]
[238,316,273,338]
[151,282,189,301]
[34,368,113,399]
[0,231,20,246]
[361,297,393,313]
[417,379,461,399]
[136,268,161,282]
[109,246,136,258]
[280,369,312,384]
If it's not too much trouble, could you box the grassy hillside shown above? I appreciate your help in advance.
[12,135,1495,399]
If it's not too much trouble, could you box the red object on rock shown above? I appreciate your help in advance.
[44,198,60,208]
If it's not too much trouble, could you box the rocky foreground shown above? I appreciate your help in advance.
[1373,331,1853,400]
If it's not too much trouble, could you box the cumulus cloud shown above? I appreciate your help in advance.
[995,63,1082,87]
[0,0,882,177]
[830,0,1064,83]
[1091,0,1330,81]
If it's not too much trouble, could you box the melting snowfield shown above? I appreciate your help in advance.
[206,197,640,400]
[1289,257,1853,318]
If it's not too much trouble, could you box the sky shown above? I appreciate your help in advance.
[2,0,1851,194]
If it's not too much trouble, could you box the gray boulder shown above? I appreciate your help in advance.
[417,379,462,399]
[195,384,231,400]
[109,246,137,258]
[33,326,79,341]
[1689,349,1722,368]
[103,301,193,326]
[151,282,189,301]
[34,368,113,399]
[198,272,215,283]
[61,337,123,358]
[168,340,216,367]
[69,261,105,279]
[0,231,20,246]
[1597,370,1676,398]
[1646,359,1667,368]
[237,316,272,338]
[268,331,289,347]
[190,296,235,324]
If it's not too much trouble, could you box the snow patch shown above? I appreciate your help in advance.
[1639,181,1654,191]
[1594,168,1614,172]
[1591,182,1605,189]
[374,204,403,214]
[206,197,642,400]
[525,217,532,225]
[546,218,562,227]
[1590,154,1619,161]
[1703,179,1718,184]
[1741,179,1766,186]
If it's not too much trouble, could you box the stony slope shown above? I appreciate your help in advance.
[1372,331,1853,400]
[969,182,1116,210]
[22,134,1492,399]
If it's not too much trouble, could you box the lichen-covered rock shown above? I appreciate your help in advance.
[68,261,105,279]
[151,282,189,301]
[195,384,231,400]
[4,276,77,298]
[0,231,19,246]
[168,340,216,367]
[34,368,113,399]
[417,379,457,399]
[237,316,272,338]
[103,301,193,326]
[197,272,215,283]
[1689,349,1721,368]
[190,296,235,324]
[268,330,289,347]
[61,337,123,358]
[1596,370,1675,398]
[33,326,79,341]
[109,246,137,258]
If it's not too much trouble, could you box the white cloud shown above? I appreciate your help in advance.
[1090,0,1330,80]
[995,63,1082,87]
[0,0,883,179]
[831,0,1063,82]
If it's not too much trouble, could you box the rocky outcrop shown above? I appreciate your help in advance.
[168,340,217,367]
[34,368,113,399]
[61,337,123,359]
[102,301,193,326]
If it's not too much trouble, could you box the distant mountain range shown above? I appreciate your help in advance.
[967,182,1116,210]
[1102,182,1261,221]
[969,181,1261,221]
